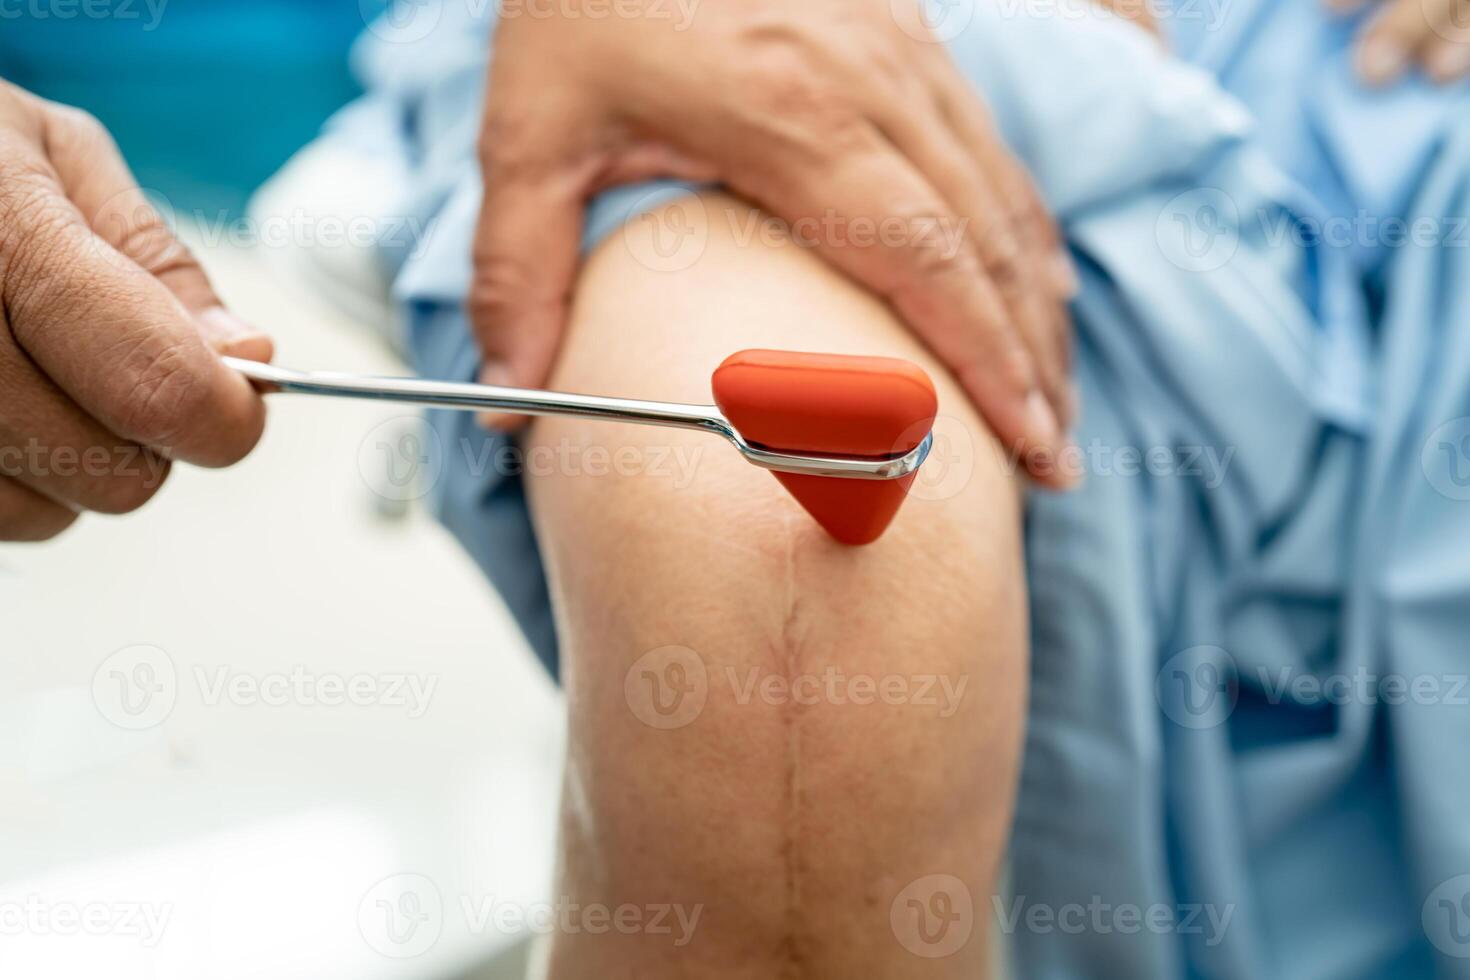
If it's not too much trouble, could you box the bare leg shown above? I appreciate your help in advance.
[525,192,1028,978]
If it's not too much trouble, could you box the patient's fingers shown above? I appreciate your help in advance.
[1423,15,1470,80]
[1356,0,1470,83]
[879,101,1073,437]
[929,64,1081,426]
[472,153,584,426]
[729,121,1075,487]
[472,87,718,426]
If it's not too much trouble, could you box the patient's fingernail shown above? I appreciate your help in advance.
[1051,251,1080,299]
[476,364,524,431]
[478,362,515,388]
[1026,388,1062,445]
[1358,36,1408,85]
[1428,43,1470,83]
[199,307,274,360]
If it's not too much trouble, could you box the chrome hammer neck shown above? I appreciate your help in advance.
[223,357,931,482]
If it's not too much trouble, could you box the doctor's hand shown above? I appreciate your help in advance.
[1338,0,1470,84]
[0,81,271,541]
[471,0,1080,487]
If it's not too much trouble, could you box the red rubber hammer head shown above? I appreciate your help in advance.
[711,350,938,545]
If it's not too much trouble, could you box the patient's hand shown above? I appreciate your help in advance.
[471,0,1079,488]
[0,79,271,541]
[1337,0,1470,84]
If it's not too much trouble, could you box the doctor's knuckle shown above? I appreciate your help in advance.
[907,232,984,288]
[41,103,112,156]
[116,216,195,279]
[975,230,1026,293]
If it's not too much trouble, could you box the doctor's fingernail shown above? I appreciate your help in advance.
[198,306,256,342]
[1358,37,1408,85]
[199,307,273,359]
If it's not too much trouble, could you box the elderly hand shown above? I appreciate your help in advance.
[1340,0,1470,84]
[472,0,1079,487]
[0,80,271,541]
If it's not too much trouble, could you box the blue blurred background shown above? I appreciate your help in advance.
[0,1,381,214]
